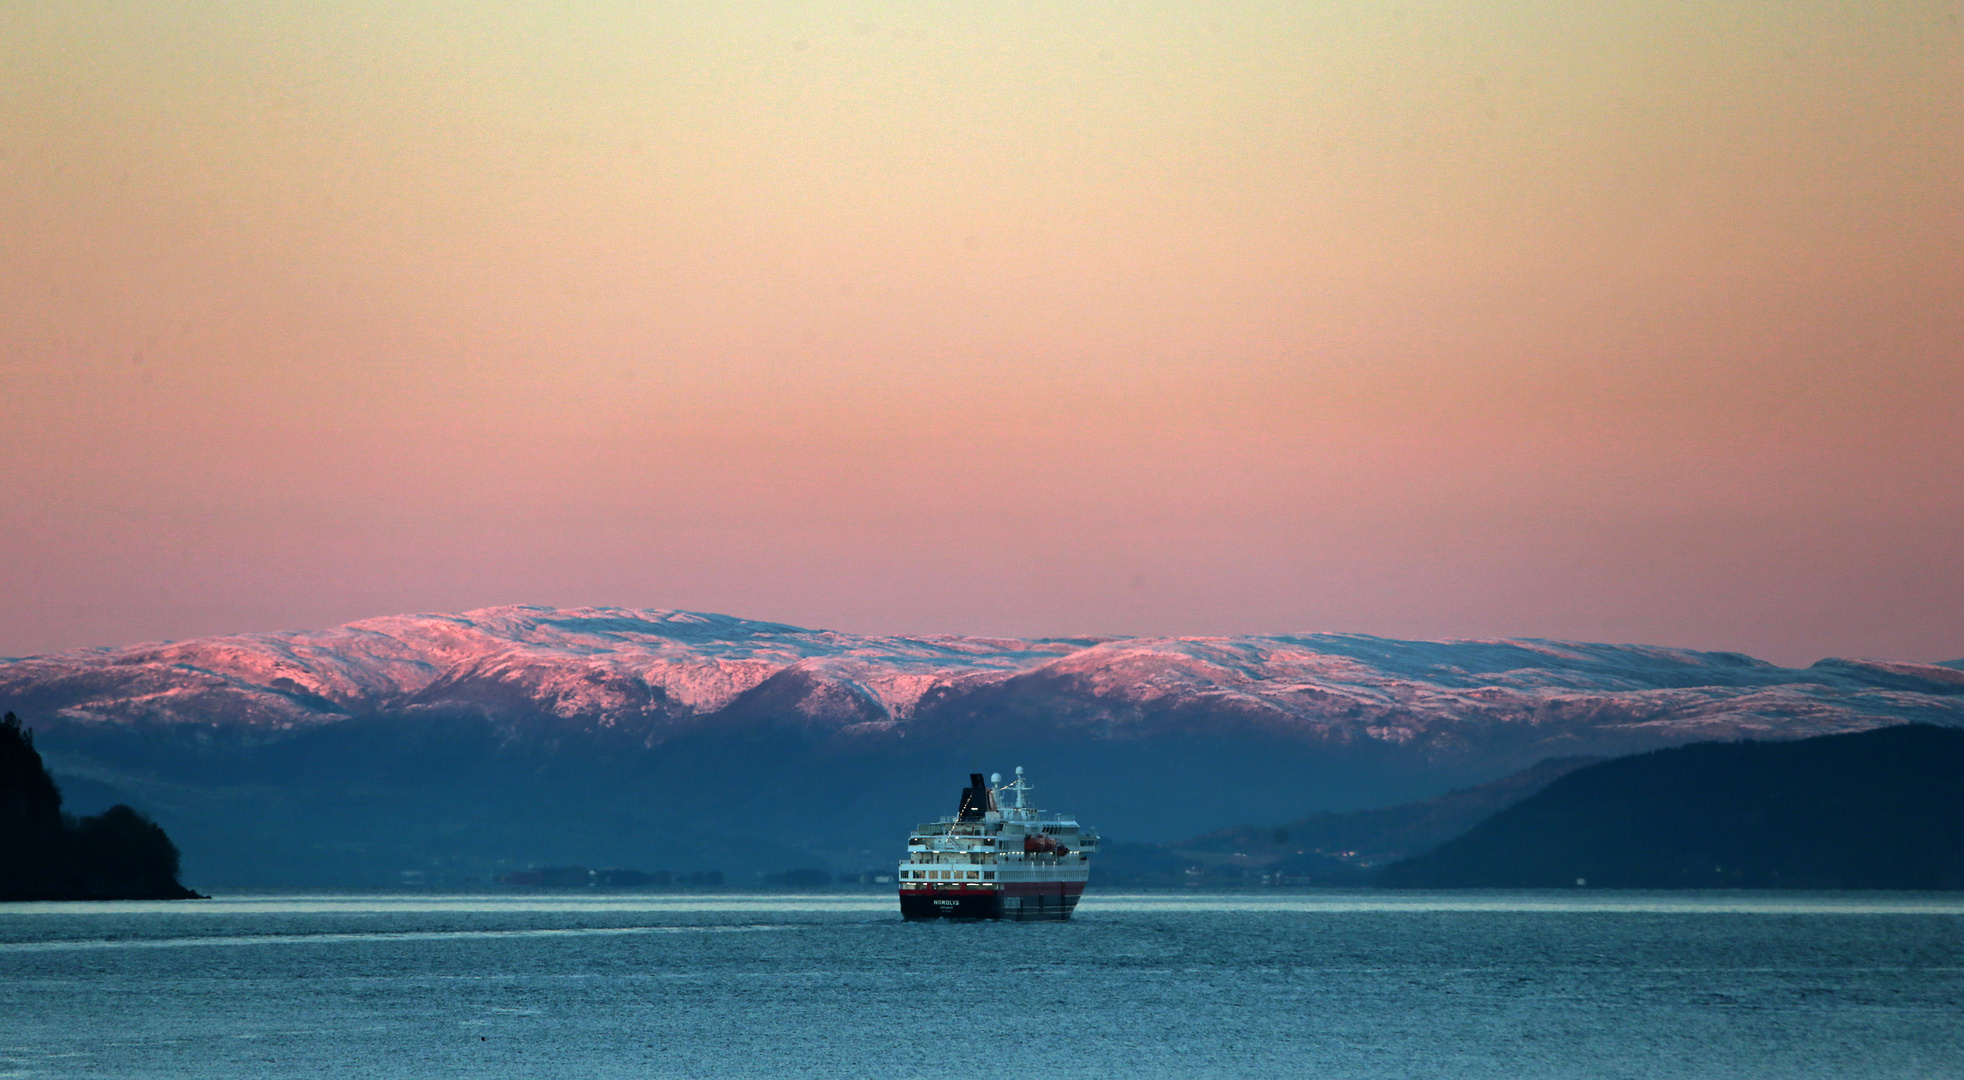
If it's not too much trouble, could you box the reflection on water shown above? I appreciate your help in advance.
[5,890,1962,917]
[1086,892,1964,915]
[0,923,799,953]
[3,892,1960,1079]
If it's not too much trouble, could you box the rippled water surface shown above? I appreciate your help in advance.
[3,892,1961,1078]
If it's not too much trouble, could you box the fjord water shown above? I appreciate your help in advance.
[3,894,1960,1079]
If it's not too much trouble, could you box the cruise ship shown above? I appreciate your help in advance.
[897,767,1095,921]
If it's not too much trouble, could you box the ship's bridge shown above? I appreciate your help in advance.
[903,768,1097,870]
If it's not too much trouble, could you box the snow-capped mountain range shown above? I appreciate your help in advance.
[7,605,1960,750]
[6,606,1960,887]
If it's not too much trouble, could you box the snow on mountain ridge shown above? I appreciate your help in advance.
[4,607,1959,748]
[0,607,1091,728]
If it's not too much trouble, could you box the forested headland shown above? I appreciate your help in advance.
[1,711,200,900]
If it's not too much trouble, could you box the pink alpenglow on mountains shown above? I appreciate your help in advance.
[6,607,1961,762]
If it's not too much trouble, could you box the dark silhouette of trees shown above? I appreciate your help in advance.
[1,711,200,900]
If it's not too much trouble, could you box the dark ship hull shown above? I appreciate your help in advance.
[899,882,1086,922]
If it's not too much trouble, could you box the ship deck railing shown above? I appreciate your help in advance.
[922,814,1082,828]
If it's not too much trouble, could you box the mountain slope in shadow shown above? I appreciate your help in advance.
[1098,755,1601,885]
[1381,724,1964,889]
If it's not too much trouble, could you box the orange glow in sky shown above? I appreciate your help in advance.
[4,1,1960,664]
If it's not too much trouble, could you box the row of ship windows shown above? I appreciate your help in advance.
[901,870,993,881]
[911,837,1077,844]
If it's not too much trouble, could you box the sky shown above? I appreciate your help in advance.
[3,0,1961,666]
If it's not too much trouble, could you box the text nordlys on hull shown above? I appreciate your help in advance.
[898,766,1095,921]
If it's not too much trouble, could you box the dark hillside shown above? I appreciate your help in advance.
[1381,724,1964,889]
[1187,756,1603,867]
[1095,755,1598,885]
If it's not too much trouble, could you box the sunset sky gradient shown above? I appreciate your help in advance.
[5,1,1961,664]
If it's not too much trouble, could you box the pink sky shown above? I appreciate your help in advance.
[4,2,1961,665]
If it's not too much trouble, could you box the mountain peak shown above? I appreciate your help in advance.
[4,608,1958,750]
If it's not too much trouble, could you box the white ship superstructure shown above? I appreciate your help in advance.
[897,767,1095,921]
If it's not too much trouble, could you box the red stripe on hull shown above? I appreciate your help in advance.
[898,885,999,897]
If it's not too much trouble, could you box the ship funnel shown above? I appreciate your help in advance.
[958,773,992,821]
